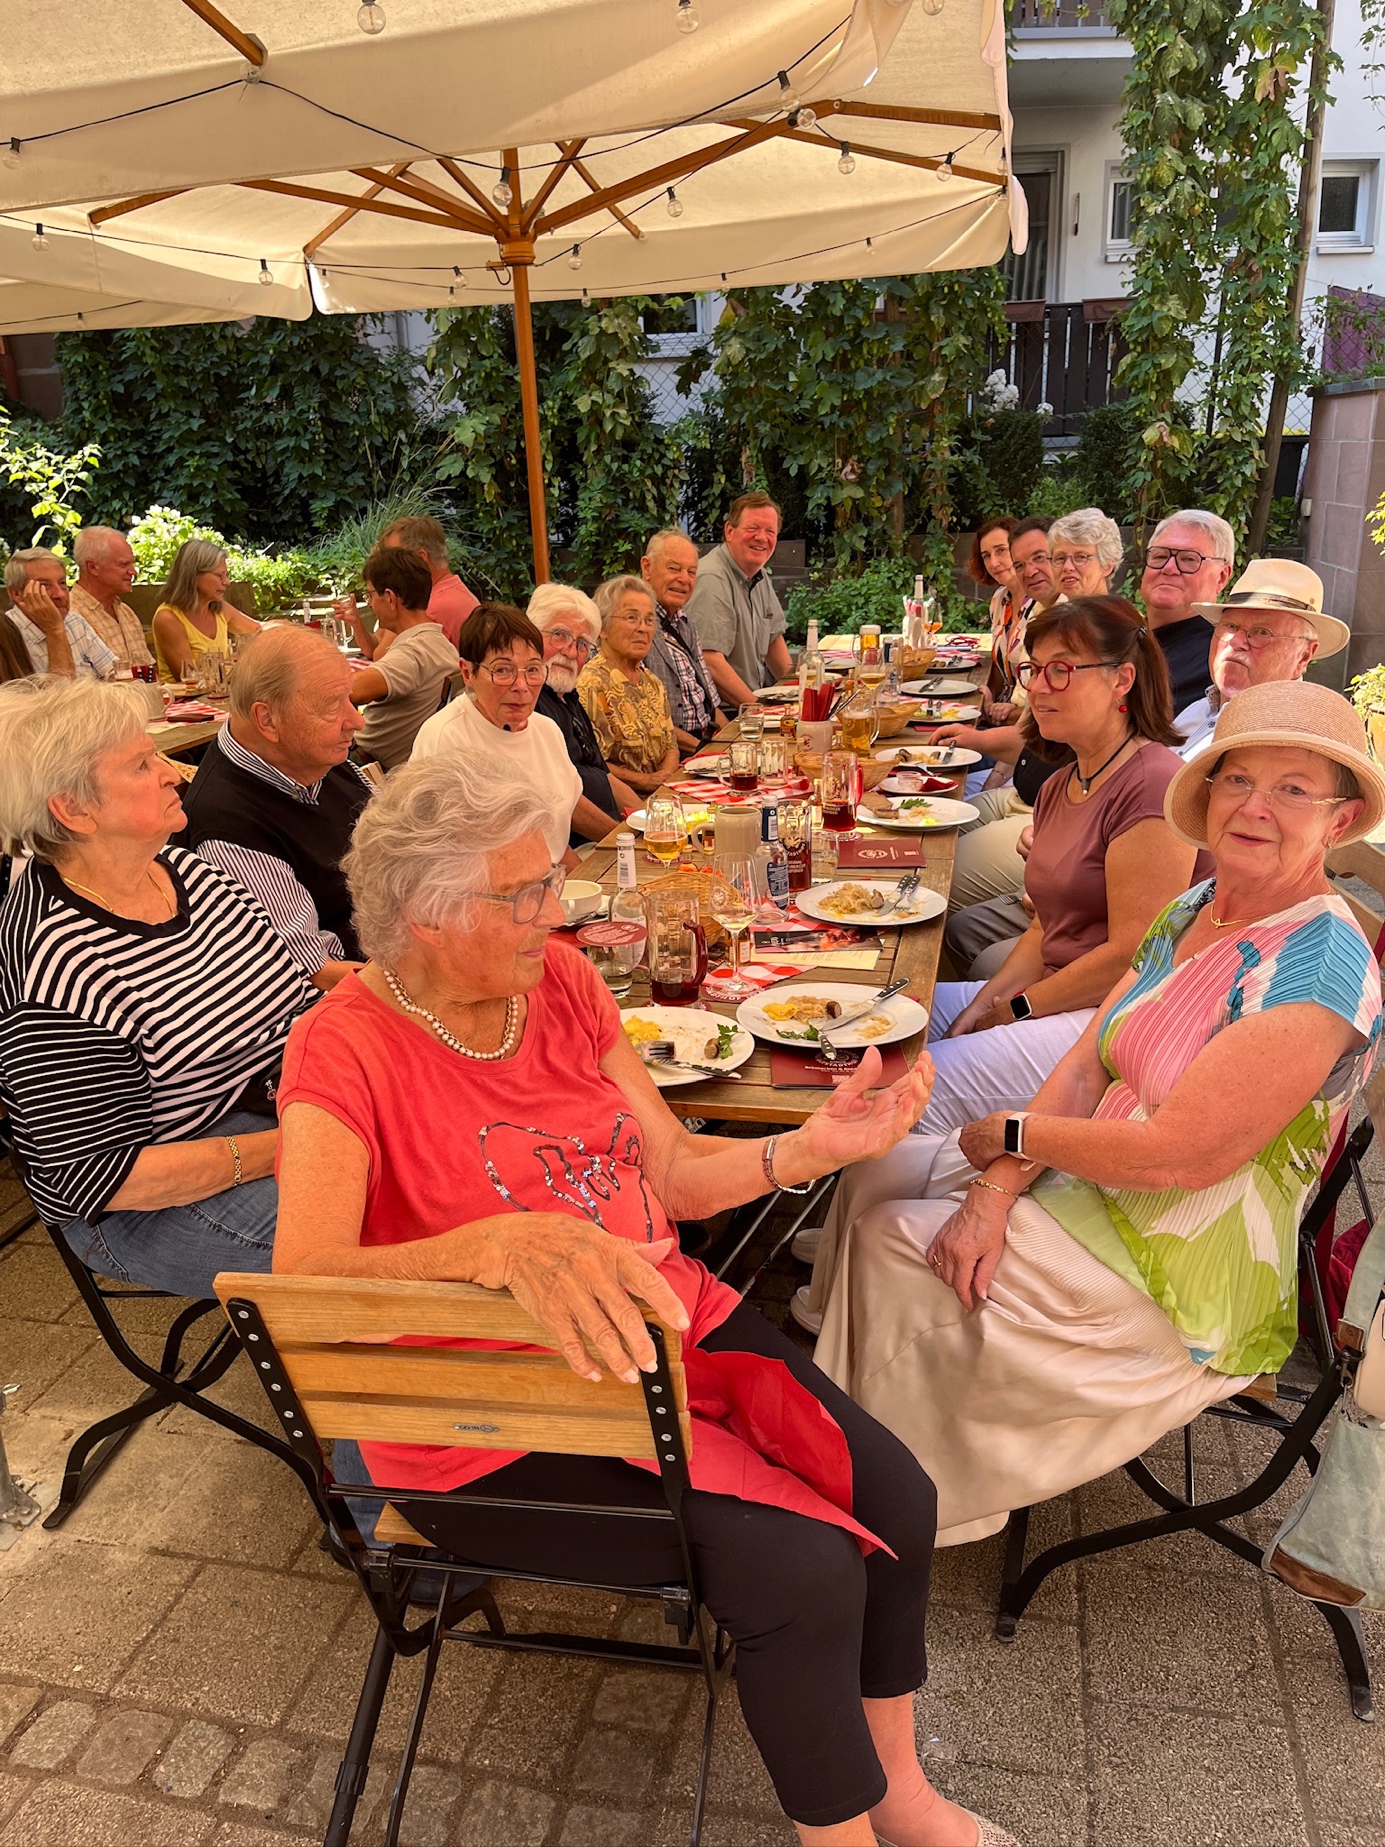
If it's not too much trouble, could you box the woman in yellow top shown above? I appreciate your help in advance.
[152,540,260,683]
[577,576,680,796]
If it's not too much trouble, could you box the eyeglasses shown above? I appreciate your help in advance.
[1212,618,1317,652]
[1015,658,1121,692]
[1050,549,1096,569]
[544,628,595,660]
[1205,770,1346,815]
[474,864,567,924]
[479,659,548,688]
[1146,547,1227,574]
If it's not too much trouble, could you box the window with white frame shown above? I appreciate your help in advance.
[1317,162,1377,252]
[1105,166,1132,260]
[640,293,716,354]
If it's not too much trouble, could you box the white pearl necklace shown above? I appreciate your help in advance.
[383,967,521,1061]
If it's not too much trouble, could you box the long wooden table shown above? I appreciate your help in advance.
[582,658,987,1125]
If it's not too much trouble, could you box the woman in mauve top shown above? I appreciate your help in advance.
[273,755,1017,1847]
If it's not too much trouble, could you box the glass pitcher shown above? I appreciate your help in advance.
[646,890,708,1006]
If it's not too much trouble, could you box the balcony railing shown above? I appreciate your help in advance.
[1009,0,1114,27]
[987,301,1128,437]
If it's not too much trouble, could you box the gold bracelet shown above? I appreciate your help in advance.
[227,1135,243,1187]
[968,1177,1018,1200]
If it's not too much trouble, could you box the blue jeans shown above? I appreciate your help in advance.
[60,1110,277,1298]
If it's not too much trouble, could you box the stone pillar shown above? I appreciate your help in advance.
[1301,377,1385,689]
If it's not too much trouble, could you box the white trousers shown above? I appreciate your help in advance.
[914,982,1095,1138]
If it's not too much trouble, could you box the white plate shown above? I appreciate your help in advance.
[879,772,964,797]
[620,1006,755,1088]
[858,795,979,831]
[904,702,981,726]
[625,806,718,834]
[875,744,982,769]
[902,677,981,696]
[795,880,946,928]
[736,982,930,1049]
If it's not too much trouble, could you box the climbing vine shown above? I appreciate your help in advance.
[1107,0,1333,538]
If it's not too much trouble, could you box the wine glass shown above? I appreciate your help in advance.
[821,749,863,837]
[711,855,765,1001]
[643,789,686,869]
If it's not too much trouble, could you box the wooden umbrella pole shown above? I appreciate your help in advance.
[509,254,551,586]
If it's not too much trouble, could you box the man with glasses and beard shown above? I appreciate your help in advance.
[527,584,639,844]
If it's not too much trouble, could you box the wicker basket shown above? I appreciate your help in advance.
[875,700,923,738]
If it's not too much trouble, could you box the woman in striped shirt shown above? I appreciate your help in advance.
[0,679,318,1296]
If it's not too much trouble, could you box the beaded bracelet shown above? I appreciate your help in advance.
[761,1134,813,1195]
[968,1177,1018,1200]
[227,1135,243,1187]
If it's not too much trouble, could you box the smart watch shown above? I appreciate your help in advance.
[1010,991,1034,1021]
[1003,1112,1030,1158]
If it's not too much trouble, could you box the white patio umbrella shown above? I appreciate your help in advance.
[1,0,1022,578]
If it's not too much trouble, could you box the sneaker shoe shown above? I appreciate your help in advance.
[790,1285,823,1336]
[791,1225,823,1264]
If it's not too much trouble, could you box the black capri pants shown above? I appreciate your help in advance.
[396,1302,937,1828]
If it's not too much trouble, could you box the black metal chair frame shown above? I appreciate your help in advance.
[40,1221,299,1529]
[994,1116,1377,1723]
[222,1294,735,1847]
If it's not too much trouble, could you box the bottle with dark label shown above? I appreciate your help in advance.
[761,804,790,908]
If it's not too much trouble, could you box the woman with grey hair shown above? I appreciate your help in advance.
[526,584,638,836]
[1047,507,1124,602]
[576,576,678,796]
[153,537,260,683]
[273,756,1016,1847]
[0,678,317,1294]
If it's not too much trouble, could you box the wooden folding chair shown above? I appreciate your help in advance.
[995,857,1385,1719]
[213,1271,734,1847]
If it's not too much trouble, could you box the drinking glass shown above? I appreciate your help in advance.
[727,738,760,791]
[643,789,686,868]
[710,856,764,1001]
[759,735,789,780]
[821,748,862,837]
[738,702,765,743]
[838,690,879,755]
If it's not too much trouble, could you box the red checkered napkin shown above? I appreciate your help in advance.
[701,959,811,999]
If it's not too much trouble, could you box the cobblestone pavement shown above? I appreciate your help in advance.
[2,1162,1383,1847]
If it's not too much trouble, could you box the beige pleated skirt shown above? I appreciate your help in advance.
[813,1134,1252,1546]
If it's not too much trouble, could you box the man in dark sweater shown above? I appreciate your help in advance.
[181,626,372,989]
[1138,507,1235,712]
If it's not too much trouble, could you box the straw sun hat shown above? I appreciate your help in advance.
[1193,558,1350,657]
[1165,678,1385,848]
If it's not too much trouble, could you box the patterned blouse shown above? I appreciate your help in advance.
[1035,882,1382,1377]
[577,653,676,776]
[989,585,1029,696]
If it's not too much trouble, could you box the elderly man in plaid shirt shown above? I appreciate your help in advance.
[640,528,726,758]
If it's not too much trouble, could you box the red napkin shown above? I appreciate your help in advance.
[768,1044,911,1088]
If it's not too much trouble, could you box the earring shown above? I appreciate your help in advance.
[1118,702,1127,713]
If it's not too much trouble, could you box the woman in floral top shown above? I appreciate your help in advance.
[577,577,679,797]
[816,680,1383,1546]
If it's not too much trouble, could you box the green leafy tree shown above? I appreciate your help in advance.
[0,406,100,553]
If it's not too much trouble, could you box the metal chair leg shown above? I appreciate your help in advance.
[689,1680,719,1847]
[994,1506,1032,1641]
[383,1590,450,1847]
[325,1623,398,1847]
[1316,1602,1375,1723]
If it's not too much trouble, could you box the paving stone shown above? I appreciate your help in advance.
[0,1543,196,1693]
[0,1242,84,1323]
[0,1782,23,1829]
[118,1562,354,1727]
[383,1760,463,1846]
[282,1745,344,1830]
[0,1686,39,1749]
[218,1737,305,1812]
[7,1699,99,1768]
[1319,1828,1385,1847]
[661,1687,780,1815]
[1089,1700,1307,1847]
[1075,1464,1253,1578]
[570,1726,659,1803]
[74,1706,175,1783]
[590,1666,690,1732]
[557,1805,646,1846]
[466,1654,598,1780]
[451,1777,555,1846]
[929,1507,1078,1621]
[209,1827,312,1847]
[917,1603,1085,1777]
[0,1318,97,1405]
[934,1762,1087,1847]
[150,1718,237,1797]
[1285,1651,1385,1825]
[140,1438,318,1569]
[0,1779,215,1846]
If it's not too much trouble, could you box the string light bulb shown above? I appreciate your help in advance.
[32,224,48,251]
[919,0,945,13]
[492,167,513,210]
[838,143,856,175]
[4,139,20,170]
[356,1,385,32]
[790,103,818,130]
[666,187,684,219]
[258,258,272,285]
[567,244,583,271]
[777,71,798,111]
[676,0,700,30]
[936,152,955,181]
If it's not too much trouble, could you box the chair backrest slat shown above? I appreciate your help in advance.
[215,1271,692,1464]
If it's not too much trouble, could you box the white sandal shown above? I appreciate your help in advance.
[876,1808,1021,1847]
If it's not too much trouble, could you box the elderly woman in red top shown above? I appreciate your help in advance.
[273,757,1014,1847]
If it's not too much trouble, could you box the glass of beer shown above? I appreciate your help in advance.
[643,790,686,867]
[728,738,761,791]
[821,749,862,836]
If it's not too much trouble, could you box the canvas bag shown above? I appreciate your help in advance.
[1264,1218,1385,1610]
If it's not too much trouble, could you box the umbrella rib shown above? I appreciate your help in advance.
[239,177,466,230]
[88,189,191,226]
[349,166,497,238]
[568,156,645,240]
[179,0,266,67]
[534,119,782,240]
[520,142,586,232]
[821,100,1003,133]
[304,162,409,258]
[437,157,510,230]
[723,119,1003,186]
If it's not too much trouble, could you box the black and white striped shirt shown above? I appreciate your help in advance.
[0,848,317,1226]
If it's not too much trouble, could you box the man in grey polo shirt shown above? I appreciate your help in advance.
[685,491,793,707]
